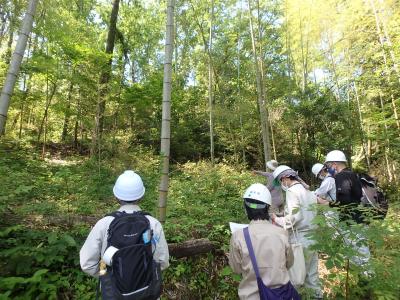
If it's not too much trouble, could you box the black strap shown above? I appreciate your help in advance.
[106,210,151,218]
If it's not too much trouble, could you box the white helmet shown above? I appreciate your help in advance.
[325,150,347,163]
[243,183,272,205]
[266,160,279,171]
[113,170,145,201]
[272,165,292,179]
[311,163,324,177]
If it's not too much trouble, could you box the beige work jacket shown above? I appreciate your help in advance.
[229,220,294,300]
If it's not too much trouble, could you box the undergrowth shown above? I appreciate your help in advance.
[0,140,399,299]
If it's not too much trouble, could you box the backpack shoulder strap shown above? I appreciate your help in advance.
[106,210,151,218]
[243,227,261,279]
[106,211,125,218]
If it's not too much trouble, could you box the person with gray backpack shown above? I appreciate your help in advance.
[80,170,169,299]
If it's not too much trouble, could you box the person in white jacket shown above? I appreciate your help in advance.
[311,163,336,203]
[79,170,169,278]
[271,165,322,299]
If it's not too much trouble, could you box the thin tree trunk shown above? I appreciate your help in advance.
[0,12,8,47]
[327,36,341,101]
[208,0,215,165]
[255,0,274,163]
[42,105,48,159]
[0,0,39,135]
[236,6,246,165]
[379,92,393,182]
[298,17,309,94]
[62,80,74,142]
[74,88,82,149]
[370,0,399,79]
[19,79,30,139]
[18,36,33,139]
[4,30,14,65]
[353,81,370,169]
[37,80,57,143]
[368,0,400,133]
[91,0,120,156]
[390,94,400,133]
[159,0,175,223]
[247,0,270,168]
[269,120,277,160]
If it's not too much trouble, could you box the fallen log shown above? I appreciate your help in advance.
[168,238,219,258]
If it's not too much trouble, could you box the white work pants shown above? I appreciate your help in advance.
[289,230,322,298]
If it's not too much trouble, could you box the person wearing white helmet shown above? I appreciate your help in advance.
[270,165,322,299]
[229,183,299,300]
[80,170,169,278]
[324,150,370,269]
[324,150,363,224]
[311,163,336,203]
[252,160,284,214]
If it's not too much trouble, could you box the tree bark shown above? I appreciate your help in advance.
[247,0,271,168]
[353,81,370,169]
[158,0,175,224]
[61,80,74,142]
[0,0,38,135]
[37,79,57,143]
[91,0,120,156]
[255,0,275,162]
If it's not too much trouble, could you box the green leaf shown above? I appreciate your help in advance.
[27,269,49,283]
[220,266,232,276]
[62,234,77,247]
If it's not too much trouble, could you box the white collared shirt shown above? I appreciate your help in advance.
[314,176,336,201]
[80,204,170,277]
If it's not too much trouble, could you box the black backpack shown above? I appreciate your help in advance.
[99,211,162,300]
[357,173,389,220]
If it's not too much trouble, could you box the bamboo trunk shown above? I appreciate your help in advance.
[0,0,39,135]
[208,0,215,166]
[158,0,175,223]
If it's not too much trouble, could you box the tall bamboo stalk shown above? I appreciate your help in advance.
[158,0,175,224]
[0,0,38,135]
[208,0,215,165]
